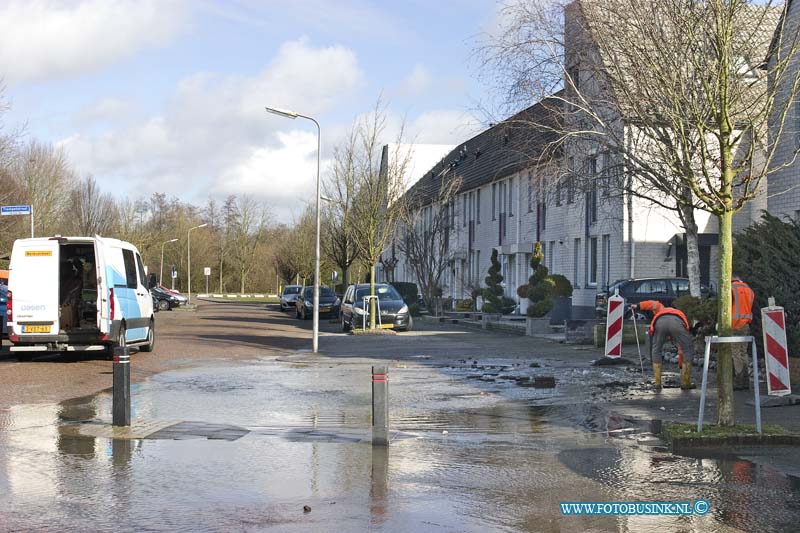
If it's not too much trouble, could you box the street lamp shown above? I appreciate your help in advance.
[265,105,321,353]
[159,238,179,287]
[187,223,208,303]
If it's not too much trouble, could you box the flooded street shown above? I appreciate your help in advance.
[1,302,798,531]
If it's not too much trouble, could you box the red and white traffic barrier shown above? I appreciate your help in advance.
[761,298,792,396]
[604,292,624,358]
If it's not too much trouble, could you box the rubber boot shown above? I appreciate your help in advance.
[653,363,663,390]
[680,361,696,390]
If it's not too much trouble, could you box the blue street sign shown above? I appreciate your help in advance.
[1,205,32,216]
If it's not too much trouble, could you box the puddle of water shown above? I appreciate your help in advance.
[0,360,798,531]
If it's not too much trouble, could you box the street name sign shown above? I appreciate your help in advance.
[1,205,32,216]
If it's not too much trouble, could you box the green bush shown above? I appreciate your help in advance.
[548,274,573,297]
[456,299,474,311]
[673,295,717,336]
[524,242,554,317]
[734,212,800,356]
[392,282,419,304]
[482,249,516,314]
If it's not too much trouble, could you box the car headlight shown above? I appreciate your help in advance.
[398,304,409,315]
[304,301,312,307]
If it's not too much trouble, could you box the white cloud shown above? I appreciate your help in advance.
[396,64,432,97]
[77,97,135,122]
[59,39,363,220]
[0,0,187,83]
[408,110,482,144]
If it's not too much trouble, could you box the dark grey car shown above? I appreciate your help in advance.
[340,283,412,332]
[295,286,340,320]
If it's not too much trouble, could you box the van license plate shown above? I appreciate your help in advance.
[22,325,50,333]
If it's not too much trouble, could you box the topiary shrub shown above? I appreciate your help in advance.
[482,249,515,314]
[392,282,419,304]
[548,274,573,298]
[456,298,474,311]
[734,213,800,357]
[525,242,554,317]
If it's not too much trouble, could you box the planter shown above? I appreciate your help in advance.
[526,317,551,336]
[550,296,572,325]
[482,313,502,329]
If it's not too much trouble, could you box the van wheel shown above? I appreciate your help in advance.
[140,319,155,352]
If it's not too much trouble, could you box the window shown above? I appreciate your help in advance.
[122,249,138,289]
[556,181,562,206]
[548,241,555,272]
[635,280,668,295]
[567,66,580,91]
[135,253,147,287]
[602,235,610,288]
[462,194,467,227]
[573,238,581,288]
[539,194,547,231]
[528,177,533,213]
[587,237,598,286]
[671,279,690,296]
[492,183,497,221]
[601,152,612,197]
[476,189,481,224]
[508,178,514,217]
[587,157,598,223]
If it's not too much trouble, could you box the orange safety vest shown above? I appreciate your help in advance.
[640,300,690,336]
[731,279,754,330]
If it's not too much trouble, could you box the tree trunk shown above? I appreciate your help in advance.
[370,264,377,329]
[240,268,246,293]
[343,265,349,289]
[681,204,702,298]
[717,209,734,426]
[219,256,224,293]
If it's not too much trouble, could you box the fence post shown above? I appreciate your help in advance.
[372,365,388,445]
[113,346,131,426]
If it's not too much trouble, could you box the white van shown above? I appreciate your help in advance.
[7,236,155,354]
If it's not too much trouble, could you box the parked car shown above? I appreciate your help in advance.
[7,236,155,354]
[280,285,302,311]
[295,286,340,320]
[151,286,182,311]
[340,283,412,332]
[1,284,8,339]
[159,286,188,305]
[595,277,712,318]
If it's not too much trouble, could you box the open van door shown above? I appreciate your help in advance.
[9,238,61,337]
[94,236,111,336]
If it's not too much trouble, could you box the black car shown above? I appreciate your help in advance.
[151,286,181,311]
[295,286,340,320]
[340,283,412,332]
[595,277,711,318]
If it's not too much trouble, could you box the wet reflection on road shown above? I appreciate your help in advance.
[0,359,797,531]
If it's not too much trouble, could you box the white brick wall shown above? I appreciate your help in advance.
[768,1,800,222]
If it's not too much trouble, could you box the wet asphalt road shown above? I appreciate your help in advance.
[0,301,799,531]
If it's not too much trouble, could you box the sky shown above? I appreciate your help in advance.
[1,0,503,222]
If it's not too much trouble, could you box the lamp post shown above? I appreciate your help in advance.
[265,106,321,353]
[159,238,179,287]
[187,223,208,303]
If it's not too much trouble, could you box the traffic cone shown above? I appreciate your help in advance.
[653,362,662,390]
[681,361,696,390]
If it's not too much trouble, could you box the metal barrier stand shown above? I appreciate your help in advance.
[362,295,382,330]
[697,335,761,434]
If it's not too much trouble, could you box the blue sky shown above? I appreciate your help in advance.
[1,0,502,221]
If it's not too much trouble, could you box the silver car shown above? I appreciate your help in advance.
[280,285,303,311]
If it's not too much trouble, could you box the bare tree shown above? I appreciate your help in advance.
[397,173,462,313]
[349,102,411,328]
[69,175,117,235]
[486,0,800,425]
[322,128,362,288]
[227,195,270,293]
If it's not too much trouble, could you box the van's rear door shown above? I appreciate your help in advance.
[9,239,60,336]
[94,236,110,333]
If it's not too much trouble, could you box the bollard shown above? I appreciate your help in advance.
[372,365,389,446]
[112,345,131,426]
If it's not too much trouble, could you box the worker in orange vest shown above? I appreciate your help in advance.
[631,300,695,390]
[731,275,755,390]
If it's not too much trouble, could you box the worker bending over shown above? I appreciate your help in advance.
[631,300,695,390]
